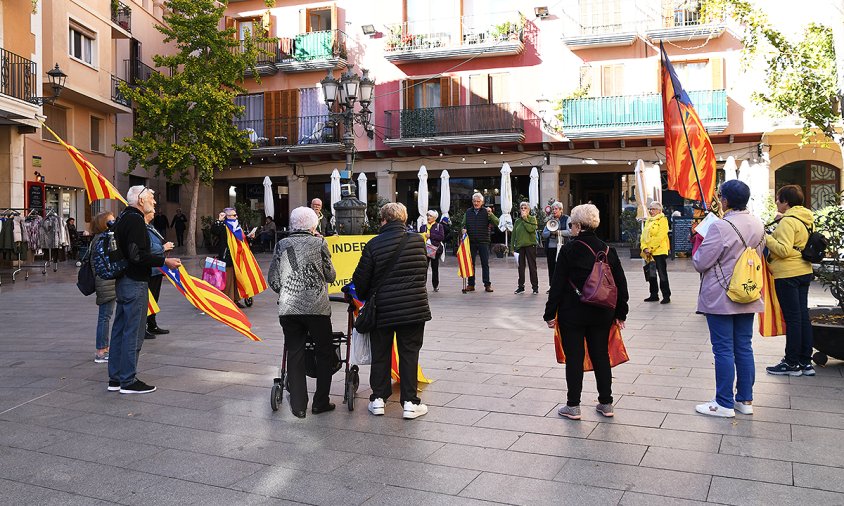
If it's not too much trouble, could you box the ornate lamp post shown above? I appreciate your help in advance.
[320,68,375,235]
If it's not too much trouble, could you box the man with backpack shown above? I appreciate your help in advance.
[109,186,181,394]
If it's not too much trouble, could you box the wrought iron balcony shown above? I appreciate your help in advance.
[232,39,281,76]
[560,89,728,139]
[111,0,131,32]
[124,58,158,85]
[0,48,36,103]
[276,30,347,72]
[110,75,130,107]
[234,115,343,153]
[383,13,524,63]
[383,102,526,147]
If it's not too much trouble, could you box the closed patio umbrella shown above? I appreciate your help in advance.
[499,163,513,256]
[262,176,274,219]
[417,165,429,230]
[529,167,539,209]
[723,156,738,181]
[330,169,341,227]
[440,170,451,221]
[358,172,368,226]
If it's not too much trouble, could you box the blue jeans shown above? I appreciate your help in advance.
[468,240,491,287]
[705,313,755,409]
[108,277,148,386]
[96,300,115,350]
[774,274,813,366]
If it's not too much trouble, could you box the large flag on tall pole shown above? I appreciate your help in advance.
[160,265,262,342]
[40,123,127,205]
[660,42,717,209]
[224,222,268,299]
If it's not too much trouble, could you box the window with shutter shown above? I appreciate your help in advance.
[601,64,624,96]
[42,105,68,142]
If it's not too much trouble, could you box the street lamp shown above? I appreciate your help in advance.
[320,68,376,234]
[30,64,68,105]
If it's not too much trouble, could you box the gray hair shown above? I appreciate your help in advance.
[126,185,150,206]
[519,201,530,208]
[570,203,600,230]
[551,201,563,210]
[472,192,484,201]
[426,209,439,219]
[289,206,319,231]
[380,202,408,223]
[648,200,663,211]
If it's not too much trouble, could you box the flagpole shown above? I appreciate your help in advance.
[672,96,709,212]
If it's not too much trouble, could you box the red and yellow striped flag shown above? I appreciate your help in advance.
[225,224,267,299]
[759,259,786,337]
[40,123,127,205]
[160,265,262,342]
[147,289,160,316]
[456,233,474,278]
[390,335,431,384]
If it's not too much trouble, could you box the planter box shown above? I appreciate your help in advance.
[810,307,844,363]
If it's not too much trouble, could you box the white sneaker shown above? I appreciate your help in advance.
[368,398,385,416]
[402,401,428,420]
[695,401,735,418]
[733,401,754,415]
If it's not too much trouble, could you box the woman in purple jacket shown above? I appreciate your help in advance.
[419,210,445,292]
[692,180,765,418]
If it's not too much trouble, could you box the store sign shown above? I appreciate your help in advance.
[32,156,42,167]
[26,181,45,215]
[324,234,376,294]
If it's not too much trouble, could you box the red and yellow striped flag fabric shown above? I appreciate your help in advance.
[225,224,267,299]
[758,259,786,337]
[40,123,127,205]
[160,265,262,342]
[147,289,160,317]
[390,335,431,384]
[456,233,474,278]
[660,42,716,206]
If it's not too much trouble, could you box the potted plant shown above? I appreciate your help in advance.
[810,197,844,365]
[621,208,642,258]
[492,243,508,258]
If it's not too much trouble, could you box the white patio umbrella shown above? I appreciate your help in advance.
[499,163,514,256]
[748,161,770,219]
[357,172,368,204]
[723,156,738,181]
[417,165,429,230]
[262,176,274,219]
[330,169,341,227]
[529,167,540,209]
[634,159,649,219]
[646,163,662,206]
[440,170,451,221]
[737,159,751,185]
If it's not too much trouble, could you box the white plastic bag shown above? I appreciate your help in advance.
[351,328,372,365]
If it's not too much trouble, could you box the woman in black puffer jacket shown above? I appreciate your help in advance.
[353,203,431,420]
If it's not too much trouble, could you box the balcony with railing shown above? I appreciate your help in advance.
[383,102,526,147]
[384,13,525,63]
[560,89,728,139]
[110,0,132,35]
[276,30,347,73]
[124,58,158,85]
[234,115,344,154]
[0,48,36,104]
[231,39,281,76]
[110,75,131,107]
[646,0,726,42]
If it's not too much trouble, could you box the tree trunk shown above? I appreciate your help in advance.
[186,170,200,257]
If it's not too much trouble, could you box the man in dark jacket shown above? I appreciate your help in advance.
[171,208,188,247]
[311,198,335,237]
[352,202,431,420]
[152,208,169,239]
[461,192,499,292]
[110,186,181,394]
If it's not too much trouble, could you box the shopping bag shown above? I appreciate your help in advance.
[201,256,226,291]
[350,328,372,365]
[425,240,439,259]
[643,261,657,282]
[553,320,629,372]
[758,258,786,337]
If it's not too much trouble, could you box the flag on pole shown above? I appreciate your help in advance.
[160,265,262,342]
[225,222,267,299]
[40,123,127,205]
[660,42,716,206]
[147,290,159,316]
[456,233,474,278]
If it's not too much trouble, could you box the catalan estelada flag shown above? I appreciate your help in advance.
[456,233,474,278]
[758,258,786,337]
[224,221,267,299]
[40,123,127,205]
[160,265,262,342]
[147,290,159,317]
[660,42,716,206]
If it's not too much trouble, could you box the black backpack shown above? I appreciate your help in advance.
[786,216,828,263]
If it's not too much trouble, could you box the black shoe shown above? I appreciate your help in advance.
[532,288,539,294]
[766,360,802,376]
[312,402,336,414]
[660,298,671,304]
[291,409,306,419]
[148,326,169,335]
[546,289,551,294]
[119,380,156,394]
[144,331,156,340]
[644,296,659,302]
[107,380,120,392]
[514,287,525,294]
[235,300,246,308]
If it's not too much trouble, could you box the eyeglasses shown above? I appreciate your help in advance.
[138,187,150,199]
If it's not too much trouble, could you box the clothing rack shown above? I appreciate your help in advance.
[0,208,52,285]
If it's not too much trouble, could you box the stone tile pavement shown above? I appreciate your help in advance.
[0,253,842,505]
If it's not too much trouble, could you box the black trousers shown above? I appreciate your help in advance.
[370,322,424,404]
[427,248,442,289]
[545,246,558,284]
[279,315,334,412]
[517,246,539,290]
[146,274,163,328]
[175,228,185,247]
[560,321,613,407]
[648,254,671,299]
[467,240,491,287]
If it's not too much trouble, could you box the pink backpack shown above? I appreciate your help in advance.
[568,241,618,310]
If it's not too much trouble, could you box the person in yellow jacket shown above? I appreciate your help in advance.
[765,185,815,377]
[641,201,671,303]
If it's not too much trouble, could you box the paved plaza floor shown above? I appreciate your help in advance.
[1,253,843,505]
